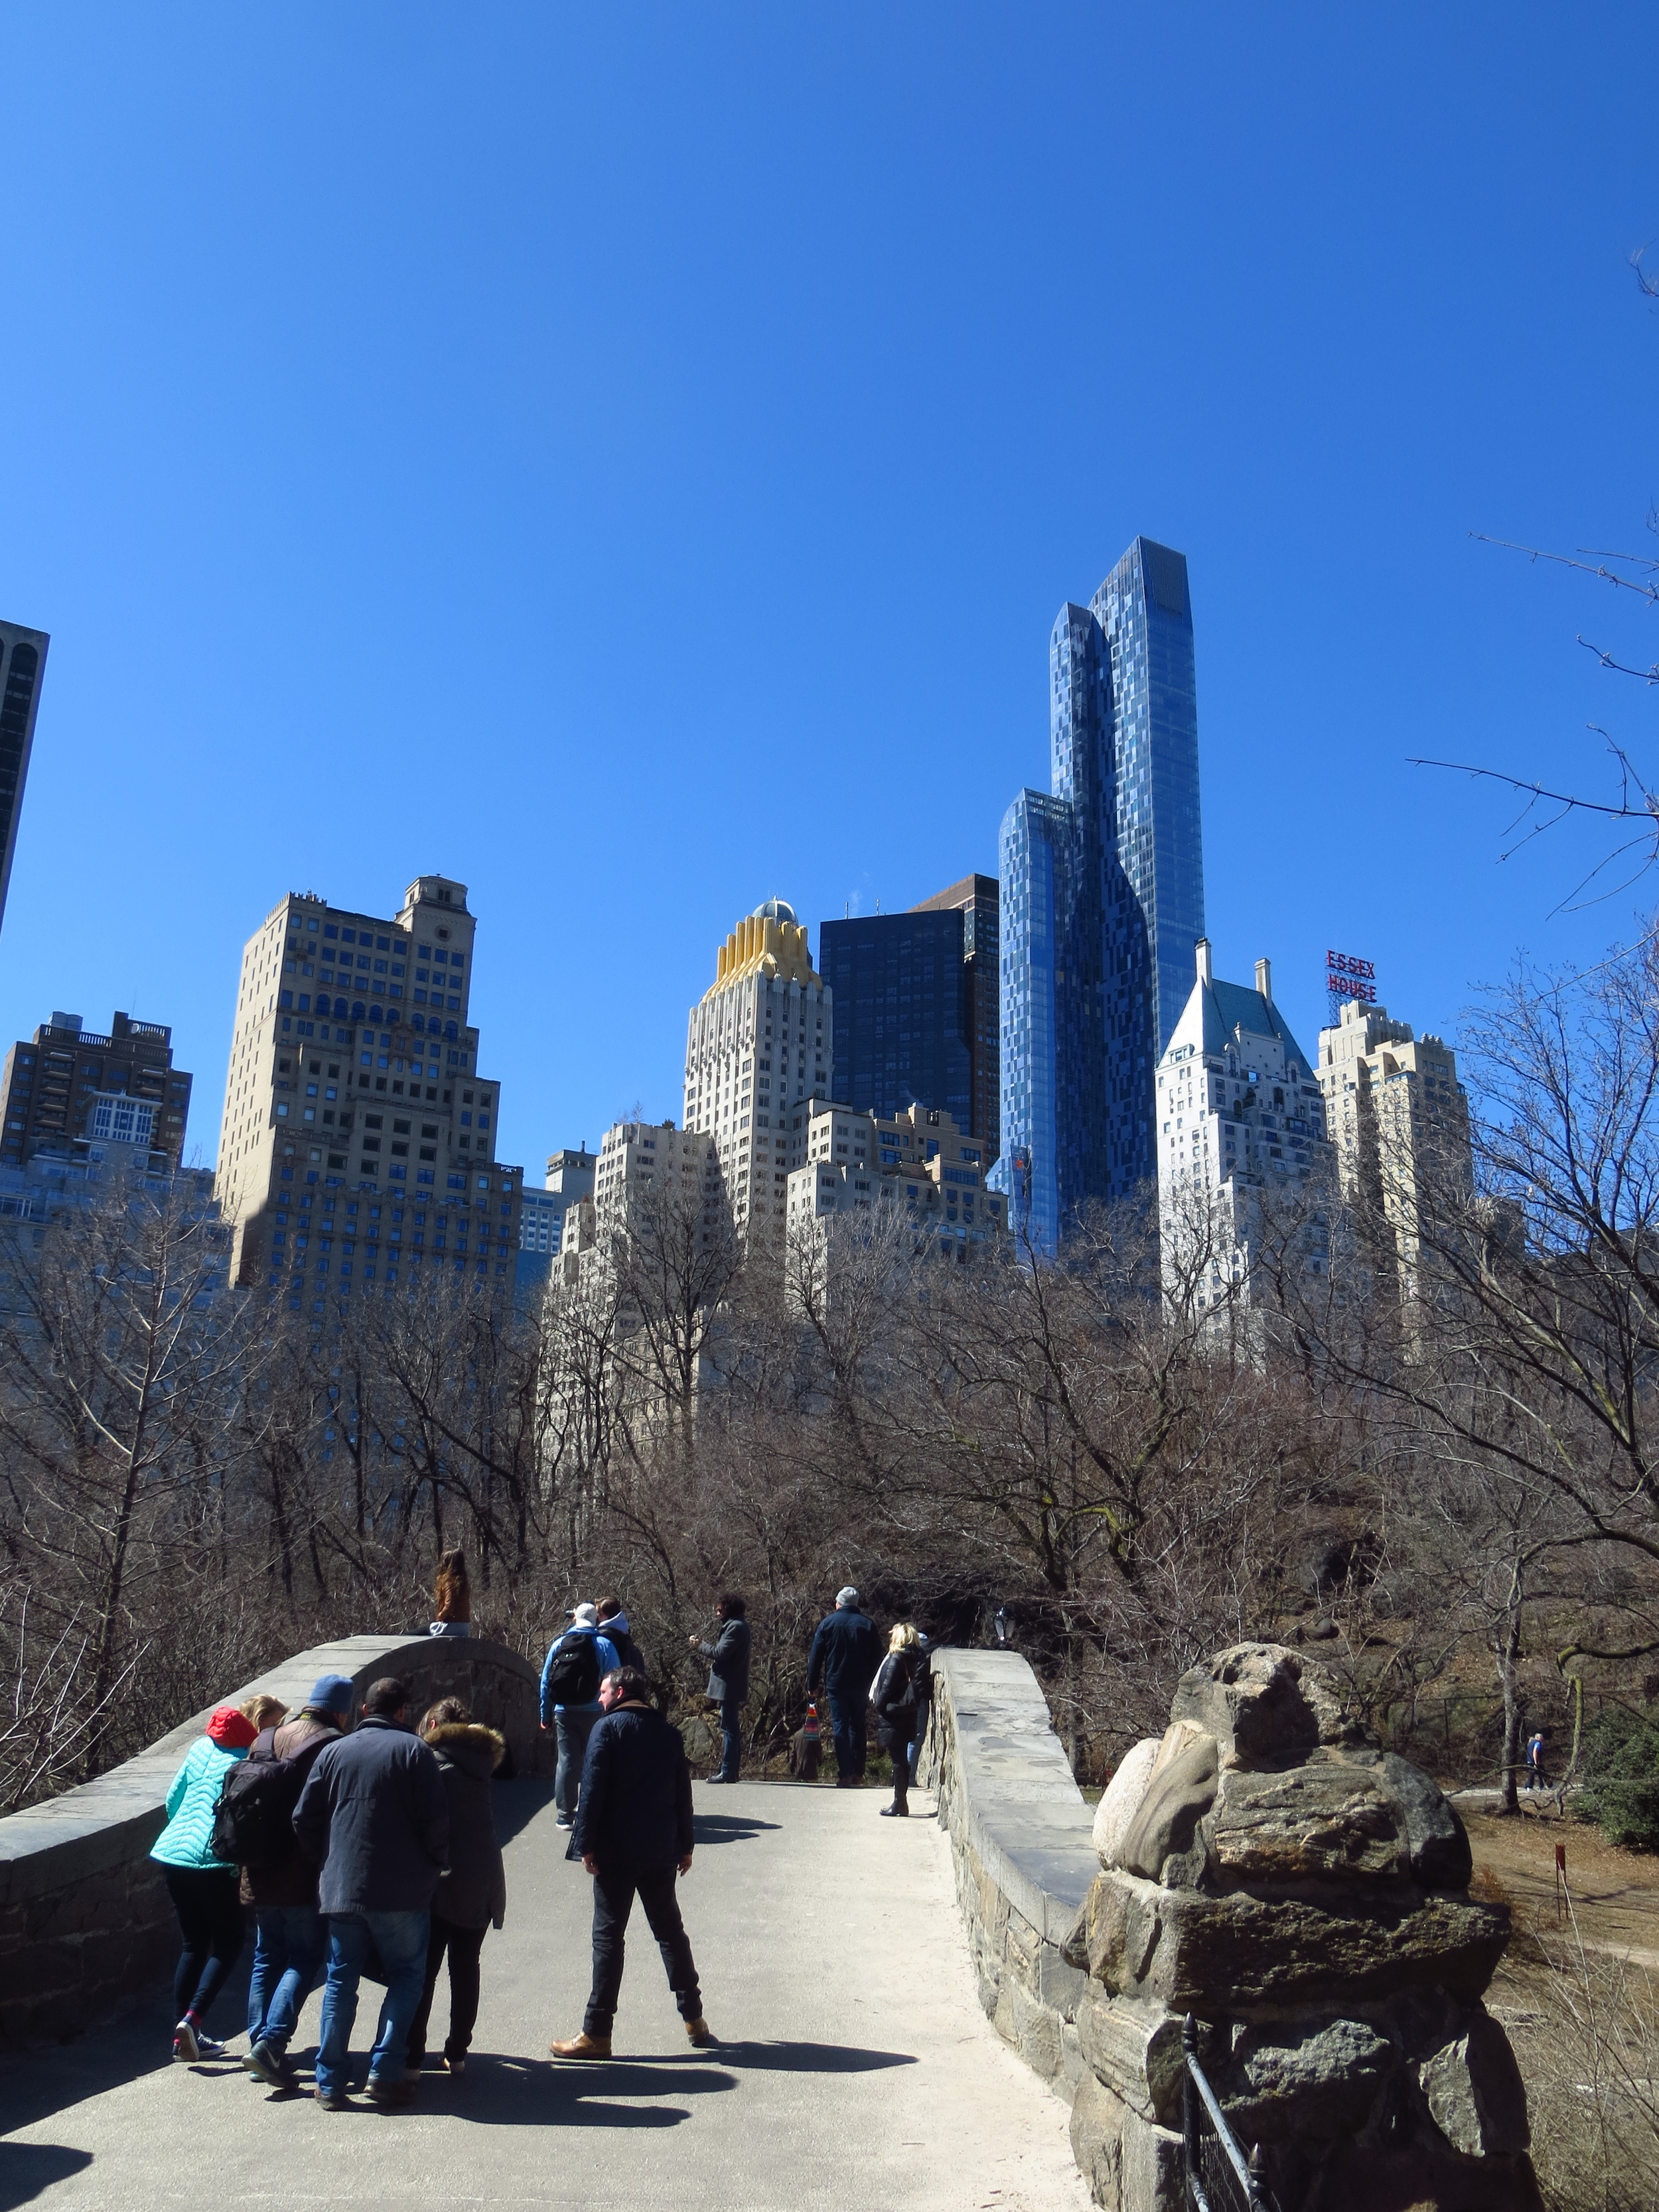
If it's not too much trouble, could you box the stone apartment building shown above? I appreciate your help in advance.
[213,874,522,1304]
[785,1100,1008,1261]
[0,1011,192,1175]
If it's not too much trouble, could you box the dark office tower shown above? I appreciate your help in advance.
[820,907,973,1135]
[910,873,1000,1159]
[0,1011,192,1173]
[0,621,49,936]
[998,538,1205,1248]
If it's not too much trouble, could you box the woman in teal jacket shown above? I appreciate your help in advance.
[150,1702,258,2061]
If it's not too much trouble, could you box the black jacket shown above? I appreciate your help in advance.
[240,1712,342,1910]
[808,1607,880,1698]
[572,1705,694,1872]
[600,1614,646,1676]
[871,1647,931,1744]
[293,1716,449,1914]
[426,1722,507,1932]
[699,1618,751,1704]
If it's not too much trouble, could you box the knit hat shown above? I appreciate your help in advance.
[571,1602,599,1628]
[308,1674,355,1716]
[205,1704,259,1749]
[836,1585,859,1609]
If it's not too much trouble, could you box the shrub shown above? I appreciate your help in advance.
[1577,1708,1659,1850]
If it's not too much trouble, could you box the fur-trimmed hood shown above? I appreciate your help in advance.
[426,1722,506,1779]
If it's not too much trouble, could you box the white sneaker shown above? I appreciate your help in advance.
[172,2021,224,2061]
[555,1814,573,1828]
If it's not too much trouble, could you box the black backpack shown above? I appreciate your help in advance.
[211,1726,331,1868]
[545,1629,601,1708]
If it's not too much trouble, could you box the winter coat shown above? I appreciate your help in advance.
[150,1735,249,1873]
[293,1715,449,1915]
[428,1621,471,1639]
[599,1612,646,1675]
[425,1722,507,1932]
[572,1705,694,1873]
[870,1647,931,1749]
[240,1712,344,1908]
[539,1624,622,1722]
[699,1617,752,1704]
[808,1607,880,1699]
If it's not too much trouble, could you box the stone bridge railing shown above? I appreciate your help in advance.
[0,1632,549,2053]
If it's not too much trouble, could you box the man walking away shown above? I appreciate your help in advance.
[293,1676,449,2110]
[869,1625,930,1818]
[597,1596,645,1676]
[234,1674,355,2089]
[540,1603,622,1829]
[1525,1730,1546,1791]
[690,1593,751,1784]
[808,1587,880,1786]
[550,1668,712,2059]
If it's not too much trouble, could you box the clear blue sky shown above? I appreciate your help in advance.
[1,6,1655,1173]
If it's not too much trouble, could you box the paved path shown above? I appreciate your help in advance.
[1,1779,1091,2212]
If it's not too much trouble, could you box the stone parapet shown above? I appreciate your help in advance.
[0,1631,548,2053]
[922,1649,1098,2105]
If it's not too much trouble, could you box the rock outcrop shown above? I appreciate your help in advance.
[1065,1643,1540,2212]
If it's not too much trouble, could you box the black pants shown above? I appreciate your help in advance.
[880,1725,915,1807]
[584,1864,701,2037]
[161,1865,245,2026]
[405,1913,488,2067]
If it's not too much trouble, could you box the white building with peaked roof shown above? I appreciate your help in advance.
[1156,940,1333,1315]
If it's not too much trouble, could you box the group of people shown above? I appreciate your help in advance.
[150,1570,932,2101]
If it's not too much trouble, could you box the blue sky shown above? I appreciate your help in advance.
[1,6,1655,1173]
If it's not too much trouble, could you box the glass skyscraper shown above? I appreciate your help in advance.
[820,906,975,1136]
[996,538,1204,1246]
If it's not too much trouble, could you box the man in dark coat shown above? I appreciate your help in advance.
[689,1592,751,1785]
[293,1675,449,2109]
[807,1586,881,1785]
[550,1666,711,2060]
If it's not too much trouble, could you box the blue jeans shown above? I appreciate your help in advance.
[246,1905,324,2055]
[555,1706,600,1817]
[315,1909,430,2093]
[717,1698,743,1782]
[827,1690,867,1779]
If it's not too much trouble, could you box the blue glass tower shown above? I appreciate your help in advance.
[820,907,974,1132]
[997,538,1204,1245]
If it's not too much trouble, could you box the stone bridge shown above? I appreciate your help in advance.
[0,1637,1535,2210]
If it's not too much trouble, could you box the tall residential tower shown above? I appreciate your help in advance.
[999,538,1204,1246]
[0,621,48,937]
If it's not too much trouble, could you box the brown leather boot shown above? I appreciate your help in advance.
[685,2018,715,2047]
[549,2031,612,2060]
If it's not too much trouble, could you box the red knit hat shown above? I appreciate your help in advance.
[205,1704,258,1749]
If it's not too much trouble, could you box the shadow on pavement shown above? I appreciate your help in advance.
[0,2144,94,2211]
[433,2051,733,2126]
[690,1812,782,1846]
[494,1775,559,1848]
[621,2039,918,2076]
[0,1990,226,2138]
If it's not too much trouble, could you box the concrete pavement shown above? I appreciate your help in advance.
[0,1777,1092,2212]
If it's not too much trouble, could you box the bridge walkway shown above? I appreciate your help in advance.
[1,1776,1091,2212]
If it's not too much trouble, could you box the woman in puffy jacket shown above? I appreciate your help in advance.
[149,1702,259,2061]
[405,1696,508,2077]
[869,1625,930,1820]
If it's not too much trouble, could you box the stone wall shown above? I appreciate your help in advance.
[922,1649,1099,2105]
[0,1631,549,2053]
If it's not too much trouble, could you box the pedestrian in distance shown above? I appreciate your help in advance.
[550,1667,713,2059]
[429,1547,472,1639]
[150,1702,259,2063]
[869,1625,930,1818]
[226,1673,355,2090]
[597,1595,645,1676]
[1525,1730,1546,1791]
[690,1593,751,1783]
[405,1696,507,2080]
[807,1586,881,1786]
[293,1675,449,2111]
[540,1603,622,1828]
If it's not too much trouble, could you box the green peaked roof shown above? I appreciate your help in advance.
[1200,979,1313,1073]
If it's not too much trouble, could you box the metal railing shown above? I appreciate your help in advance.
[1183,2016,1279,2212]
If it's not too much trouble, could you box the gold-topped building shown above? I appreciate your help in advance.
[683,899,831,1242]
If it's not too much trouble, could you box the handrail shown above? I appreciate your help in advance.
[1183,2015,1279,2212]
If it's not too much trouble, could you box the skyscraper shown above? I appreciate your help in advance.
[0,621,49,937]
[997,538,1205,1246]
[910,873,1000,1159]
[819,905,973,1137]
[0,1010,192,1173]
[214,874,523,1301]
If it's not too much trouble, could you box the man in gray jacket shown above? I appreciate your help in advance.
[689,1593,751,1785]
[293,1676,449,2109]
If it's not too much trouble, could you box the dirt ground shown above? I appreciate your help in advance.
[1464,1804,1659,1962]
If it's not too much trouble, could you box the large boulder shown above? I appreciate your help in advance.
[1170,1642,1360,1769]
[1092,1737,1159,1867]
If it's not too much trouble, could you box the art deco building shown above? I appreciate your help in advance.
[0,1010,191,1173]
[1155,942,1332,1314]
[785,1100,1007,1262]
[682,899,829,1243]
[214,874,522,1303]
[1317,997,1473,1295]
[999,540,1205,1246]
